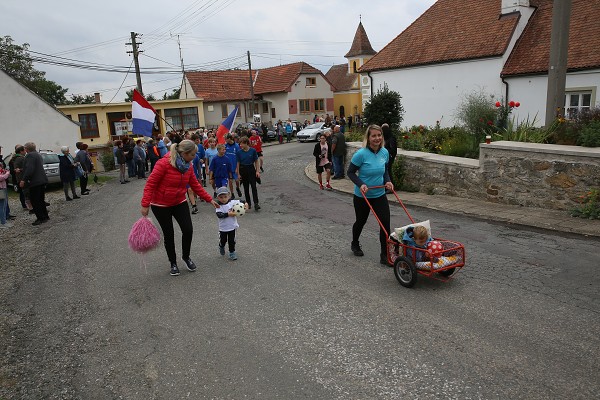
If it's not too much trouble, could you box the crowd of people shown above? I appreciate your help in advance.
[1,120,398,271]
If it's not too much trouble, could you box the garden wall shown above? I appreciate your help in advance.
[347,141,600,211]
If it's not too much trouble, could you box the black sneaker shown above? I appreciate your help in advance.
[254,204,261,211]
[170,263,180,276]
[183,258,197,272]
[260,167,264,172]
[351,242,364,257]
[191,205,198,214]
[380,254,389,266]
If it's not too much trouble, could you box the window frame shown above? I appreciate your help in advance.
[564,87,596,119]
[306,77,316,87]
[313,98,324,113]
[299,99,310,113]
[78,113,100,139]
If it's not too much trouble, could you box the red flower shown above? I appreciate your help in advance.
[411,131,416,135]
[403,135,409,139]
[479,118,484,122]
[495,101,501,107]
[509,101,516,107]
[515,102,520,107]
[487,120,493,126]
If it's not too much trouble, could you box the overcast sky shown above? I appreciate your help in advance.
[1,0,436,103]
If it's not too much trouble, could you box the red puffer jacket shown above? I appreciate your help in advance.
[141,156,212,207]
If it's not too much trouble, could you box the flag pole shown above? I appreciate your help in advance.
[153,110,178,134]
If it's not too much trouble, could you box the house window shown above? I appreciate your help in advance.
[221,104,228,118]
[78,114,99,138]
[262,102,269,114]
[253,103,259,114]
[164,107,199,130]
[299,99,310,113]
[353,61,357,73]
[306,77,316,87]
[271,108,276,118]
[314,99,324,112]
[565,91,593,119]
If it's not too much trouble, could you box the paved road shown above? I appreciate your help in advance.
[2,142,599,399]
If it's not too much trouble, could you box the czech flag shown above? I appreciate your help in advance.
[132,89,156,137]
[216,105,239,144]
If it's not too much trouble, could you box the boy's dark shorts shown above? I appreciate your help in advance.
[316,163,331,174]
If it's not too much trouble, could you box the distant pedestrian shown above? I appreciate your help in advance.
[285,119,293,143]
[0,160,12,228]
[209,144,234,198]
[11,145,29,209]
[20,142,49,225]
[236,137,261,210]
[248,129,264,172]
[141,139,218,276]
[331,125,346,180]
[146,138,160,172]
[313,134,332,190]
[115,141,128,184]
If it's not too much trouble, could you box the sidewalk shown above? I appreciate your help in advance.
[304,164,600,238]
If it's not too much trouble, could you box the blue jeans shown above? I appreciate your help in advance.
[332,155,344,178]
[0,188,8,224]
[127,159,136,177]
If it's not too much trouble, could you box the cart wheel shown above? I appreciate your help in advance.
[394,256,417,288]
[438,267,455,278]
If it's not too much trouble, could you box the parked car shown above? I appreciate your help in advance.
[4,149,61,190]
[265,128,277,141]
[297,122,332,142]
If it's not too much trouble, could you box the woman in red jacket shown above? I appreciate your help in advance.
[141,139,218,276]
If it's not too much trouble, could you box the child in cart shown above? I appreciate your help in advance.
[402,225,433,262]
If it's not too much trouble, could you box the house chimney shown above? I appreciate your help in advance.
[501,0,530,15]
[94,92,101,103]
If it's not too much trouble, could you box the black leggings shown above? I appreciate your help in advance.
[219,230,236,252]
[352,194,390,255]
[239,164,259,206]
[151,202,193,263]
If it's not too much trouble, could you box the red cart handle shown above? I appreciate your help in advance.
[360,185,416,236]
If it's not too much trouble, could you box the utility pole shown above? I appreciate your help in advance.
[126,32,144,95]
[177,35,187,99]
[545,0,572,127]
[248,51,255,124]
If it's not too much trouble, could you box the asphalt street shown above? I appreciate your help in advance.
[1,141,599,399]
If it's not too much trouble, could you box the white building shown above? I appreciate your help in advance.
[0,69,80,156]
[359,0,600,128]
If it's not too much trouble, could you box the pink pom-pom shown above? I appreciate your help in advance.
[128,217,161,253]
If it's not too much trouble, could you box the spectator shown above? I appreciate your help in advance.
[133,139,147,179]
[146,139,160,172]
[59,146,80,201]
[10,144,28,209]
[236,137,261,211]
[157,134,168,157]
[20,142,49,225]
[382,123,397,193]
[313,134,332,190]
[248,129,264,172]
[0,160,11,228]
[122,137,135,179]
[331,125,346,180]
[224,133,243,198]
[75,143,93,195]
[115,141,128,184]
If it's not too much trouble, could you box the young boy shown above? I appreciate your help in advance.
[402,225,433,262]
[215,186,248,260]
[209,144,233,198]
[236,136,261,210]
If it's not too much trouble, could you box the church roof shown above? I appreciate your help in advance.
[344,21,377,58]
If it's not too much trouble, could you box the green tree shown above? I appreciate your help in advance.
[363,83,404,128]
[0,35,68,105]
[66,94,96,104]
[162,87,181,100]
[125,88,156,102]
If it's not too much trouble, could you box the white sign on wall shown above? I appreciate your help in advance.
[114,121,132,135]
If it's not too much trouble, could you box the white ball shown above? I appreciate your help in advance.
[232,202,245,216]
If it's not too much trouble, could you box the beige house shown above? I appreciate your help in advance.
[57,97,204,170]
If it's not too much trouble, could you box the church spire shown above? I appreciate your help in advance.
[344,20,376,58]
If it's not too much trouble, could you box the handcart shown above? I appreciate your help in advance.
[362,186,466,288]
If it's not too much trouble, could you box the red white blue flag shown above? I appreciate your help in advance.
[216,105,239,144]
[132,89,156,137]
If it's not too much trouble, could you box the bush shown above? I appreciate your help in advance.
[363,83,405,128]
[571,189,600,219]
[454,90,497,141]
[576,121,600,147]
[390,156,418,192]
[99,150,115,171]
[345,128,365,142]
[439,131,480,158]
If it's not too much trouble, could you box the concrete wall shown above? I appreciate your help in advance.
[347,141,600,211]
[0,70,80,155]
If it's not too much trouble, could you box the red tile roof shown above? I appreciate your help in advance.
[345,22,377,58]
[359,0,521,72]
[325,64,357,92]
[502,0,600,76]
[186,62,328,102]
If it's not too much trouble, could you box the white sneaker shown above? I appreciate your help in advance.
[0,222,13,228]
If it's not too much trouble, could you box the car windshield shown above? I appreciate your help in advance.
[42,153,60,164]
[306,123,322,129]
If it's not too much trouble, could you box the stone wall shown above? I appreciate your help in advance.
[346,141,600,211]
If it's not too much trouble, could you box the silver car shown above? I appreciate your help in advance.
[297,122,332,142]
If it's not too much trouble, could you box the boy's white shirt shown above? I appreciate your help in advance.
[216,199,241,231]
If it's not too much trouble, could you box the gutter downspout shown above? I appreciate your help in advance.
[367,71,374,98]
[501,76,510,128]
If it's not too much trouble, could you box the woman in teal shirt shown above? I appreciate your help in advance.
[347,124,394,265]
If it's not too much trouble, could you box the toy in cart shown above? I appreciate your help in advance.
[361,186,466,288]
